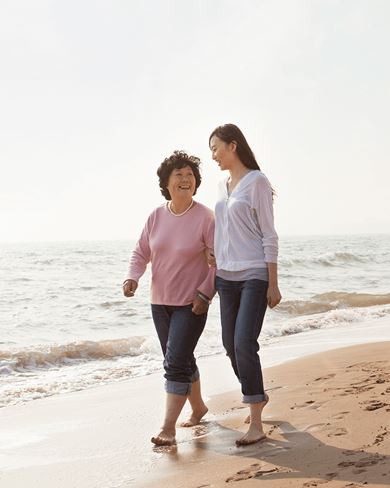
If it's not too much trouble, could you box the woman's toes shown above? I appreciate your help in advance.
[180,406,208,427]
[151,430,176,446]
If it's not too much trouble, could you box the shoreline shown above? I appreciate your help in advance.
[0,321,389,487]
[2,313,390,410]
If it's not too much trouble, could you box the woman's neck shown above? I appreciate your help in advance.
[228,161,251,187]
[169,197,193,215]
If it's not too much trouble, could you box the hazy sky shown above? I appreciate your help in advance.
[1,0,389,242]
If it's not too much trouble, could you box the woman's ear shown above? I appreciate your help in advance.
[230,141,237,152]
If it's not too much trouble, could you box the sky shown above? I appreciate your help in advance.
[1,0,389,242]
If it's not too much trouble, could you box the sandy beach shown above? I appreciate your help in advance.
[0,324,389,488]
[141,342,390,488]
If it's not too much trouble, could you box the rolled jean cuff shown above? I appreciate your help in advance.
[190,369,200,383]
[242,393,267,404]
[165,380,191,396]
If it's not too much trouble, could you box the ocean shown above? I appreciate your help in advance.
[1,234,389,408]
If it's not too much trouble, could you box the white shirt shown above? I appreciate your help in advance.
[214,170,278,272]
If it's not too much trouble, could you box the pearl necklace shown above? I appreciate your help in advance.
[168,199,194,217]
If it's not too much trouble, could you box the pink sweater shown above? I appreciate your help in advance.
[127,202,216,306]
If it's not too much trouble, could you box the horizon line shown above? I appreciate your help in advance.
[0,232,389,245]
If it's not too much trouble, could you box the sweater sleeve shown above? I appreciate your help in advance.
[196,210,217,300]
[126,211,154,283]
[252,174,278,263]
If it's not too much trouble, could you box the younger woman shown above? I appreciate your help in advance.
[209,124,281,446]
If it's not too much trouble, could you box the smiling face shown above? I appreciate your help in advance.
[210,135,236,171]
[166,165,196,201]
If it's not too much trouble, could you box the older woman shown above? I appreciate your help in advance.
[209,124,281,446]
[123,151,215,446]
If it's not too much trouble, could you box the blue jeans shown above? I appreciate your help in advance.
[215,276,268,403]
[151,304,207,396]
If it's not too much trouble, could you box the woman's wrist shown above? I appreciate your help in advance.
[196,291,210,304]
[266,262,278,287]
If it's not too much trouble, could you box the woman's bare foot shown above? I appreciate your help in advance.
[237,394,269,445]
[153,392,187,446]
[151,429,176,446]
[180,405,208,427]
[236,424,266,446]
[244,394,269,424]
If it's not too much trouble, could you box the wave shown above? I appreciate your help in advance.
[2,294,388,376]
[1,304,390,408]
[99,301,126,308]
[277,292,390,316]
[281,252,368,268]
[268,305,390,338]
[0,336,152,374]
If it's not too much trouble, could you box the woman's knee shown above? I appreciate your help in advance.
[234,336,259,360]
[222,335,235,359]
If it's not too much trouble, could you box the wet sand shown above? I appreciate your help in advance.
[141,342,390,488]
[0,335,389,487]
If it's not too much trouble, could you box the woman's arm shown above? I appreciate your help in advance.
[253,175,278,264]
[196,212,216,300]
[253,175,281,308]
[123,212,154,298]
[266,262,282,308]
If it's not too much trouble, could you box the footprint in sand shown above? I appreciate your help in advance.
[363,426,390,448]
[354,455,384,467]
[338,461,355,467]
[314,373,336,381]
[342,449,358,456]
[226,464,279,482]
[290,400,323,410]
[331,411,350,420]
[192,425,209,438]
[302,480,328,486]
[327,427,348,437]
[339,462,368,474]
[343,385,375,394]
[303,423,328,432]
[337,454,384,472]
[325,472,338,479]
[363,400,388,411]
[373,427,389,445]
[324,386,345,393]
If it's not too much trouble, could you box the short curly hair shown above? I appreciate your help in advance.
[157,151,202,200]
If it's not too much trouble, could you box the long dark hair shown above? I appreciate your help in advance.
[210,123,276,197]
[209,123,260,170]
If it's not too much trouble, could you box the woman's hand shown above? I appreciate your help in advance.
[123,279,138,298]
[267,284,281,308]
[205,248,216,267]
[192,295,209,315]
